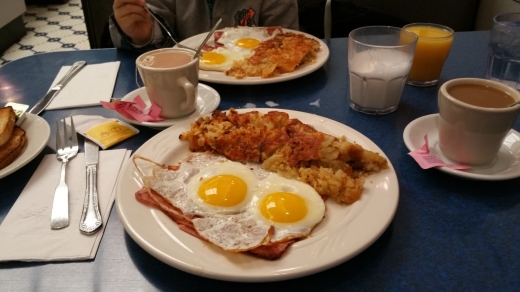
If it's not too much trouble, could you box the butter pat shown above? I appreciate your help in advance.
[85,120,138,148]
[5,102,28,126]
[69,115,139,149]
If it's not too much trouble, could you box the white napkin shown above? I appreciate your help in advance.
[0,149,131,262]
[46,61,120,110]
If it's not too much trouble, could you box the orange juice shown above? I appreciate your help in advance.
[404,24,454,86]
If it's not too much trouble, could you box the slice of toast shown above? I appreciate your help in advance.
[0,126,27,170]
[0,107,16,147]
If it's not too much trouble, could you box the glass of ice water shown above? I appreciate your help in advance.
[348,26,418,115]
[485,13,520,90]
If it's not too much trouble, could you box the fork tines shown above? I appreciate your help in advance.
[55,117,78,151]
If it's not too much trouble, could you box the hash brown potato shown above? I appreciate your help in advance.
[179,109,388,204]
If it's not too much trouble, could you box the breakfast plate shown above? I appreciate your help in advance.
[0,114,51,179]
[403,114,520,180]
[118,84,220,129]
[116,108,399,282]
[178,28,330,85]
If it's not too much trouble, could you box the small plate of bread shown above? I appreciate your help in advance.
[0,106,50,179]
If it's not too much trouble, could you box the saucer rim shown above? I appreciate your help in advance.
[119,84,220,128]
[403,113,520,181]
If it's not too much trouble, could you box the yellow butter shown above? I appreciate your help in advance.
[85,120,137,148]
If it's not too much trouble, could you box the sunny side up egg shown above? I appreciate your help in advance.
[252,174,326,243]
[217,27,274,53]
[144,152,326,253]
[199,47,248,72]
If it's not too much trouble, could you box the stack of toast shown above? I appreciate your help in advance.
[0,107,27,170]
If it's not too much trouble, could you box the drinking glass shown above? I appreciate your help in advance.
[403,23,454,87]
[348,26,417,115]
[485,13,520,90]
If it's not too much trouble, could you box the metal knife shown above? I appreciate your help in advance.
[79,138,103,235]
[28,61,86,115]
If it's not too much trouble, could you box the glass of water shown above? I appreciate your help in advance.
[348,26,418,115]
[485,13,520,90]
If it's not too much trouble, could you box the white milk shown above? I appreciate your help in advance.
[349,49,413,112]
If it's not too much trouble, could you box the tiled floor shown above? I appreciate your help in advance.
[0,0,90,67]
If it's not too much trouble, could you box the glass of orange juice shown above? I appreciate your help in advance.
[403,23,454,86]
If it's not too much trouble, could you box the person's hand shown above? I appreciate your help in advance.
[113,0,153,45]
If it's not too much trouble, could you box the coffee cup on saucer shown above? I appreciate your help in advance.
[136,48,199,119]
[438,78,520,165]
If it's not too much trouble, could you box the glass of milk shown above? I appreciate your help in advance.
[348,26,418,114]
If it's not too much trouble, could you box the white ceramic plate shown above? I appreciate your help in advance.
[116,108,399,282]
[0,114,50,179]
[178,28,330,85]
[119,84,220,129]
[403,113,520,180]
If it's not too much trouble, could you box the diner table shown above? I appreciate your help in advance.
[1,31,519,291]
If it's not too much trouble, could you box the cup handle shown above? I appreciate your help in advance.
[177,76,196,111]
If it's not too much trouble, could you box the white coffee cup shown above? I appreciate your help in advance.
[136,48,198,119]
[438,78,520,165]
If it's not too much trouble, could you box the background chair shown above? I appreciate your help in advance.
[324,0,331,38]
[81,0,113,48]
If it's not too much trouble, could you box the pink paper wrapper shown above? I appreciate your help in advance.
[101,95,165,122]
[408,135,470,170]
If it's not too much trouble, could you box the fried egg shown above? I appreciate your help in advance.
[199,47,249,72]
[217,27,275,53]
[251,174,326,243]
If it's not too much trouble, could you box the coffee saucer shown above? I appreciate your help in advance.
[119,84,220,129]
[403,114,520,180]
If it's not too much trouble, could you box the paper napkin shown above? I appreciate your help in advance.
[46,61,120,110]
[0,149,131,262]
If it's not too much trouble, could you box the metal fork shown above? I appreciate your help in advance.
[50,117,79,230]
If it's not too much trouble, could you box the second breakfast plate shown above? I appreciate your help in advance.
[403,114,520,180]
[178,28,330,85]
[116,109,399,282]
[0,113,50,179]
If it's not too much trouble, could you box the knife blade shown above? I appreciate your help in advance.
[28,60,86,115]
[79,138,103,234]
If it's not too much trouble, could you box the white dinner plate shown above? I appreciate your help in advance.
[178,28,330,85]
[0,113,51,179]
[116,108,399,282]
[403,113,520,180]
[118,84,220,129]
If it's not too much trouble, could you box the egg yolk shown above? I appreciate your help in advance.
[260,192,307,223]
[235,38,260,49]
[198,175,247,206]
[200,51,227,65]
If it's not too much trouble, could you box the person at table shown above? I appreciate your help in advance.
[109,0,299,53]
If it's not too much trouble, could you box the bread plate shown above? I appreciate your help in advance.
[115,108,399,282]
[0,113,51,179]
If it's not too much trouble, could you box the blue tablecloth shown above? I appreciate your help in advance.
[1,31,519,290]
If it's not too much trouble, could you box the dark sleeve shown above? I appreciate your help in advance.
[259,0,299,30]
